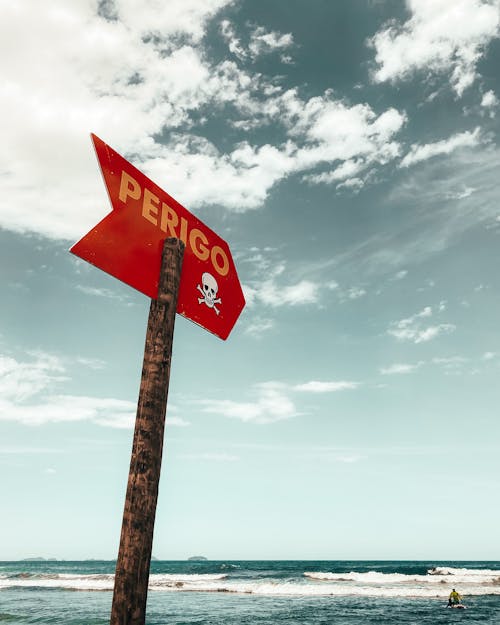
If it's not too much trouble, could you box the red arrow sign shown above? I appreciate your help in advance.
[71,134,245,340]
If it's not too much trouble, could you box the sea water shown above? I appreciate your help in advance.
[1,560,499,624]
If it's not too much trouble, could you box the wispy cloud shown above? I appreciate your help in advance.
[196,382,297,424]
[444,186,476,200]
[221,21,294,61]
[393,270,408,281]
[243,316,275,338]
[195,378,359,424]
[75,285,128,301]
[293,381,359,392]
[380,362,424,375]
[344,287,367,301]
[75,357,106,370]
[0,446,66,455]
[243,263,321,308]
[400,128,481,168]
[0,350,187,428]
[380,355,473,375]
[387,306,456,344]
[431,356,468,375]
[0,352,67,402]
[248,26,294,59]
[0,394,136,427]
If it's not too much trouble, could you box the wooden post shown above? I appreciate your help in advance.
[110,237,185,625]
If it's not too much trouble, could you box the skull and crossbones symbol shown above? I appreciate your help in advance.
[197,272,222,315]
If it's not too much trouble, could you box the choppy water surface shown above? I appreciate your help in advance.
[1,560,499,624]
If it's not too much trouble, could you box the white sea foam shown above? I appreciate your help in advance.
[305,571,426,583]
[200,582,500,598]
[0,574,114,591]
[0,572,227,592]
[300,567,500,598]
[1,569,499,597]
[305,569,500,585]
[428,566,500,578]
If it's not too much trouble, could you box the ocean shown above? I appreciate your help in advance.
[1,560,499,624]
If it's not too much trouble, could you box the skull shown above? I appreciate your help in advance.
[201,272,218,307]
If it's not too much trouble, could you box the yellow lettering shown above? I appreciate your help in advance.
[189,228,209,261]
[211,246,229,276]
[142,188,159,226]
[118,171,141,204]
[179,217,188,244]
[160,202,179,236]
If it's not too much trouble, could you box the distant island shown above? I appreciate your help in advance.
[21,557,59,562]
[187,556,208,561]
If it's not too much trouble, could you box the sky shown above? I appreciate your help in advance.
[1,0,500,561]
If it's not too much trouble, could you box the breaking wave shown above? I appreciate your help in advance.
[1,567,499,597]
[427,566,500,578]
[302,567,500,598]
[0,573,228,592]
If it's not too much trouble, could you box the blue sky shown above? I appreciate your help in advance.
[1,0,500,561]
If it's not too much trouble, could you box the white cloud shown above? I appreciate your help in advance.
[0,1,260,239]
[337,177,365,191]
[220,20,247,60]
[481,89,498,108]
[0,1,407,240]
[221,22,294,61]
[432,356,467,366]
[445,186,476,200]
[305,159,365,185]
[294,381,359,392]
[0,446,64,455]
[294,97,406,189]
[260,280,320,307]
[144,135,295,212]
[369,0,500,96]
[248,26,294,59]
[75,285,127,300]
[400,128,481,167]
[196,382,297,424]
[0,350,189,428]
[115,0,232,44]
[0,353,67,402]
[390,323,456,343]
[380,362,423,375]
[346,287,367,300]
[195,377,359,424]
[482,351,496,360]
[387,306,456,343]
[481,89,499,117]
[243,317,275,337]
[75,357,106,370]
[244,261,321,308]
[0,393,136,427]
[220,22,293,61]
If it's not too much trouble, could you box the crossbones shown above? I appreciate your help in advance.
[197,272,222,315]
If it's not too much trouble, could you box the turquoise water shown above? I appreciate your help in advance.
[1,561,499,624]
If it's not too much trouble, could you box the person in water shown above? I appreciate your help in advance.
[448,588,462,606]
